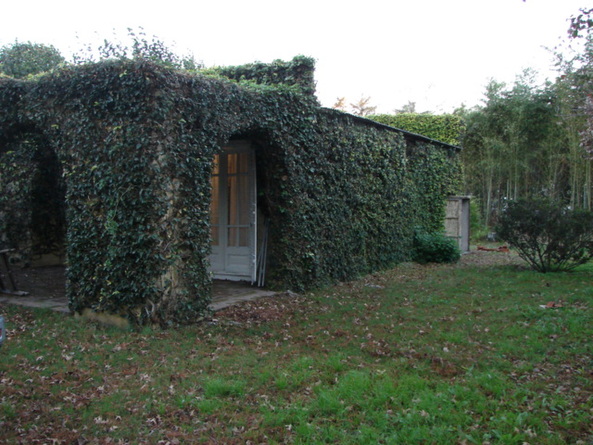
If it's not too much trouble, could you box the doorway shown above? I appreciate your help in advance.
[209,141,257,282]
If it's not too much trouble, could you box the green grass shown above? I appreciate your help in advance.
[0,253,591,443]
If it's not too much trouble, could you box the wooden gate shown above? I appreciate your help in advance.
[445,196,470,253]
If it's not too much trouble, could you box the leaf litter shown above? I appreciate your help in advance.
[0,250,591,443]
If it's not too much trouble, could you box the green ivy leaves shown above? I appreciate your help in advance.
[0,58,461,326]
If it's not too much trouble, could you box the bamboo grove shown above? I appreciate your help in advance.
[459,35,593,227]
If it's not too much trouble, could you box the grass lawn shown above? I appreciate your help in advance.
[1,251,592,444]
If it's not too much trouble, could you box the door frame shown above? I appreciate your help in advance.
[208,141,257,282]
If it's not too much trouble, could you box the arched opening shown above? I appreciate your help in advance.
[30,138,67,262]
[209,139,258,283]
[208,132,278,290]
[0,129,67,299]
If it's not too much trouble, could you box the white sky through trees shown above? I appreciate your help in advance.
[1,0,586,113]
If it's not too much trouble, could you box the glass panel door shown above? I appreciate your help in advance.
[208,142,256,282]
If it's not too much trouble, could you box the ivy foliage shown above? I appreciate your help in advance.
[209,55,317,97]
[368,113,465,146]
[0,57,461,325]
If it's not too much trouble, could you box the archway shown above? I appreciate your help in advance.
[208,140,257,282]
[208,132,279,288]
[0,128,66,298]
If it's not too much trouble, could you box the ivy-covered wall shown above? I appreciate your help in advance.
[0,58,461,325]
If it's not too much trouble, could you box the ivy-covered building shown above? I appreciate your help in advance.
[0,56,461,325]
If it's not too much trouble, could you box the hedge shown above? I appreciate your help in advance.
[368,113,465,146]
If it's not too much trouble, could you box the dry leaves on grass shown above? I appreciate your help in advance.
[214,292,306,326]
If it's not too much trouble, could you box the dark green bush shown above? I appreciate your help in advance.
[496,198,593,272]
[412,231,461,264]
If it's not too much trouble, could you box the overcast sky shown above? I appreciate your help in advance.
[1,0,587,113]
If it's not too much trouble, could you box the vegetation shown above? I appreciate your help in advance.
[0,41,65,78]
[460,74,568,226]
[0,15,591,443]
[360,16,593,242]
[210,55,316,97]
[394,100,420,114]
[460,14,593,233]
[496,198,593,272]
[369,113,464,146]
[349,96,377,116]
[569,7,593,38]
[412,231,461,264]
[0,29,201,80]
[332,96,378,116]
[1,253,591,443]
[71,27,201,70]
[0,57,460,325]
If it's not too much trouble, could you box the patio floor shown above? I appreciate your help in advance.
[0,265,275,314]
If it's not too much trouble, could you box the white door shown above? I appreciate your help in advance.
[209,142,257,282]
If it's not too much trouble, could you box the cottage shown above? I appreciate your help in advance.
[0,56,461,325]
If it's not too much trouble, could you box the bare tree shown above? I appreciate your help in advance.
[350,96,377,116]
[333,97,347,111]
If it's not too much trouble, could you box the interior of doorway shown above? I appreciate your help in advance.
[209,141,258,283]
[0,130,67,298]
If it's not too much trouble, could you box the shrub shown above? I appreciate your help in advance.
[412,231,461,264]
[0,41,65,78]
[496,198,593,272]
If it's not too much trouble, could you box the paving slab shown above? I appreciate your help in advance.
[210,281,276,311]
[0,271,275,314]
[0,293,70,313]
